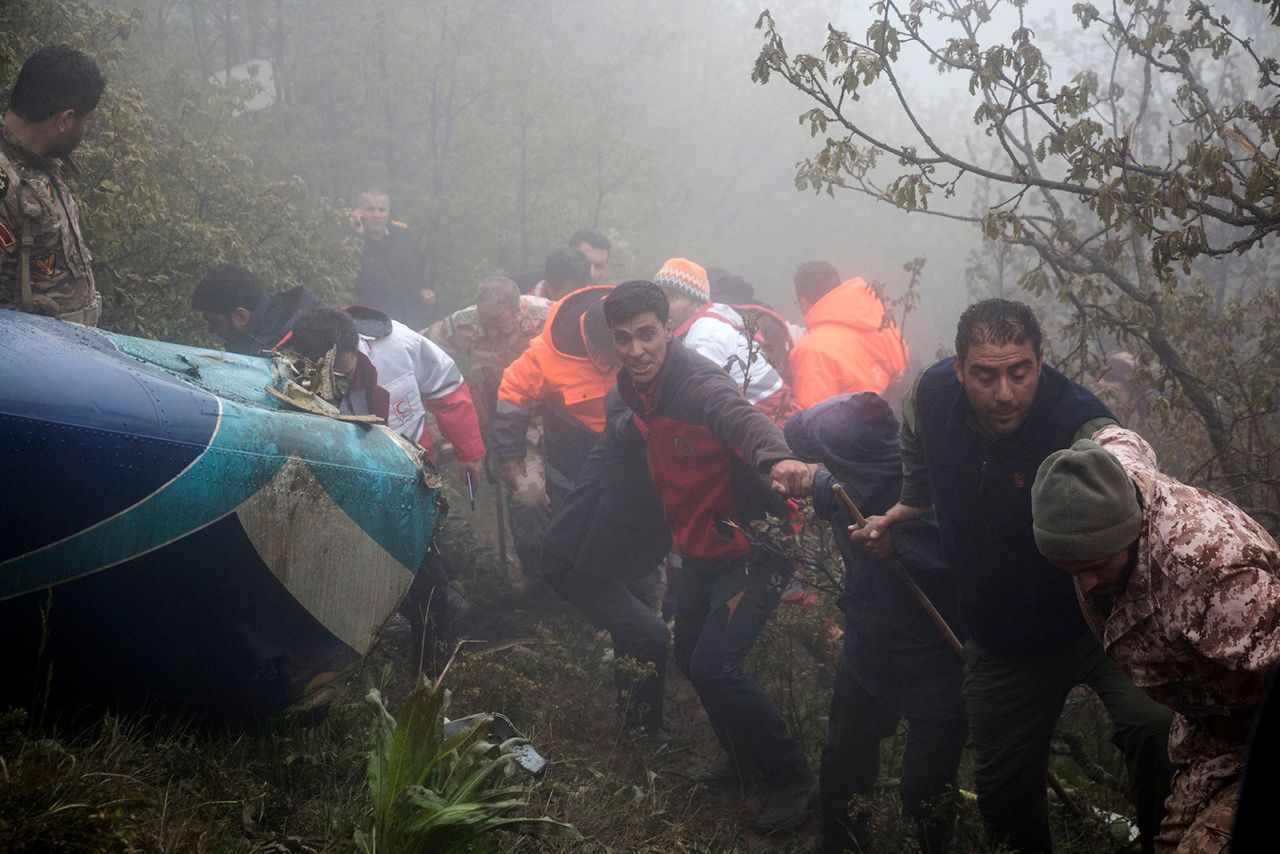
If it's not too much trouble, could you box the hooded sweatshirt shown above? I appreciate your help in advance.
[493,285,616,501]
[791,278,907,408]
[784,393,962,688]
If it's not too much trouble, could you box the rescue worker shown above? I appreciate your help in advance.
[602,280,814,835]
[190,263,326,354]
[708,268,799,386]
[1032,427,1280,853]
[287,306,484,491]
[349,186,436,329]
[785,393,966,854]
[0,45,104,324]
[425,277,552,585]
[853,299,1173,853]
[492,285,616,513]
[789,260,907,407]
[653,257,788,418]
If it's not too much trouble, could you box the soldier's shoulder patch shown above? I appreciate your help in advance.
[34,252,56,277]
[0,220,15,253]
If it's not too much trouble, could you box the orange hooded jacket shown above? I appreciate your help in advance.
[791,277,908,408]
[493,285,616,457]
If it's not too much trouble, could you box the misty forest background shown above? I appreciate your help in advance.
[3,1,1280,850]
[7,0,1280,522]
[1,0,978,350]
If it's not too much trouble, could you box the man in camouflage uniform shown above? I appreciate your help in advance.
[1033,425,1280,853]
[425,276,551,586]
[1,46,104,325]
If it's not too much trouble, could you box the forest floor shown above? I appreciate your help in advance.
[0,484,1145,853]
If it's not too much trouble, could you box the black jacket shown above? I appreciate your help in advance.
[542,389,671,581]
[914,358,1112,657]
[354,224,432,329]
[785,393,963,686]
[227,285,327,355]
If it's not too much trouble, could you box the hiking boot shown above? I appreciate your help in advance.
[683,754,760,790]
[753,778,812,835]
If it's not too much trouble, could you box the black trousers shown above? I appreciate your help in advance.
[547,568,668,729]
[819,650,967,853]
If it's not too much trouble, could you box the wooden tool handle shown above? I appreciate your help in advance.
[832,483,869,528]
[832,482,964,659]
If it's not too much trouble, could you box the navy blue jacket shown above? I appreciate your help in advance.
[785,394,962,688]
[914,358,1113,656]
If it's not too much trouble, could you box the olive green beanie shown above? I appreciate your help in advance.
[1032,439,1142,563]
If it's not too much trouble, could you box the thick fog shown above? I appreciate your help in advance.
[98,0,1278,356]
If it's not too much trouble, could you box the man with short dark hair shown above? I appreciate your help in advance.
[349,186,436,329]
[191,263,326,354]
[1,45,105,324]
[1033,427,1280,853]
[535,247,591,301]
[601,280,814,834]
[853,299,1174,853]
[789,260,907,407]
[568,227,611,284]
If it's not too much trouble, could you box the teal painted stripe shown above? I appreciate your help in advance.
[1,394,438,599]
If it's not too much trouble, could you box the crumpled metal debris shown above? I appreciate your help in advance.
[265,349,382,424]
[443,712,549,779]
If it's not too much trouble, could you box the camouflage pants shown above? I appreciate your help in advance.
[1155,777,1236,854]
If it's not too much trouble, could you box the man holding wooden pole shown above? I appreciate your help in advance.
[852,299,1174,854]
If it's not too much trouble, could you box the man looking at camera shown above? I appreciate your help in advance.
[601,280,814,835]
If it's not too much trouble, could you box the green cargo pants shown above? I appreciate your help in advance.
[963,630,1174,853]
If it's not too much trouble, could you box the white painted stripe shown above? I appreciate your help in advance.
[234,456,414,654]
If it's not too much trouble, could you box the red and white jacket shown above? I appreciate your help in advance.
[675,302,786,410]
[342,305,484,462]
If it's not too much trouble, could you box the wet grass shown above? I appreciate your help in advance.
[0,514,1143,852]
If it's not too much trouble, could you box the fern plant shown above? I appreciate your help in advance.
[354,677,579,853]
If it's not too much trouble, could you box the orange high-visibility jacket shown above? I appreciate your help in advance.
[791,278,908,408]
[493,286,616,460]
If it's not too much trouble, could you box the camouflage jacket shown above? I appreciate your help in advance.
[1081,425,1280,806]
[424,294,550,427]
[0,124,97,318]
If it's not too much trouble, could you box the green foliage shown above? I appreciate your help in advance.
[354,677,579,854]
[1,0,356,344]
[756,0,1280,526]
